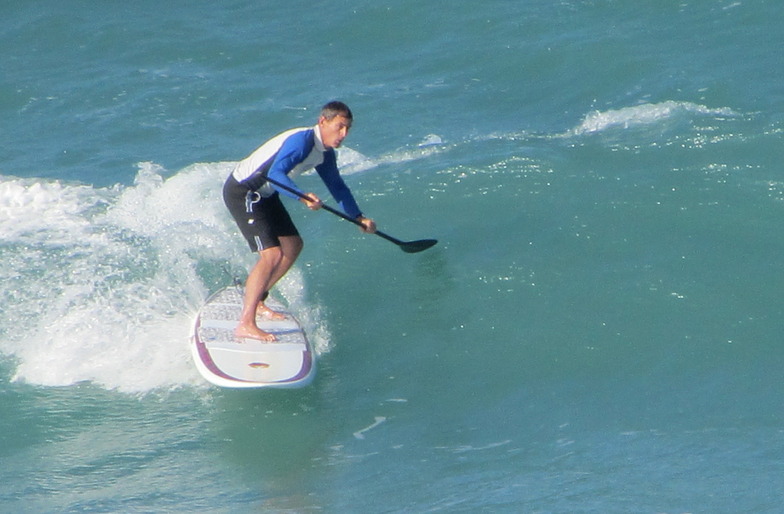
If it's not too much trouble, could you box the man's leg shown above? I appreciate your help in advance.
[256,235,304,318]
[235,246,283,341]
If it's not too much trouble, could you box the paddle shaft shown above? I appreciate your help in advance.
[264,176,411,246]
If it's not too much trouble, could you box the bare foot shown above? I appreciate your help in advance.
[256,302,287,321]
[234,323,276,342]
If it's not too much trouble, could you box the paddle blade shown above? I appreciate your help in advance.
[400,239,438,253]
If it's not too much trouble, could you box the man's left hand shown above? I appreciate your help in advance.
[357,216,376,234]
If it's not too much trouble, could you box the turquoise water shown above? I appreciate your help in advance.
[2,1,783,511]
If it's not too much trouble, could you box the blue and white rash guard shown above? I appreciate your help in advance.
[231,124,363,219]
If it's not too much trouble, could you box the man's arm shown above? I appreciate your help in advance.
[315,150,363,219]
[266,131,313,199]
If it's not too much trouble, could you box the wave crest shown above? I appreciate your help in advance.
[571,101,738,135]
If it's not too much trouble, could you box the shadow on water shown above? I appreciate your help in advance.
[410,244,455,320]
[204,369,343,509]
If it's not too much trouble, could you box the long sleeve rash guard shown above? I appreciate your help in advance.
[230,125,363,219]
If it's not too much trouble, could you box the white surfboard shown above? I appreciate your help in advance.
[190,286,315,388]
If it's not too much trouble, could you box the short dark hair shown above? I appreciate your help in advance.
[321,101,353,121]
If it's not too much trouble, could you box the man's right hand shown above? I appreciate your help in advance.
[301,192,323,210]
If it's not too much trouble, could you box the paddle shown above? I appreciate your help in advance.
[264,176,438,253]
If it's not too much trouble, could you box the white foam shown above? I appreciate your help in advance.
[336,147,377,175]
[0,162,332,393]
[0,178,104,244]
[336,140,447,175]
[274,266,331,356]
[418,134,443,147]
[571,101,738,136]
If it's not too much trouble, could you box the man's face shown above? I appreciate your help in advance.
[319,114,352,149]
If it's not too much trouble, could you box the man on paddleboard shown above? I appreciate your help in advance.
[223,101,376,341]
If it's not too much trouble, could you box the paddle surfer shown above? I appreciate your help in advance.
[223,101,376,341]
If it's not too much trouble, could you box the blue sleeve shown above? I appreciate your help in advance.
[316,150,363,219]
[266,131,313,200]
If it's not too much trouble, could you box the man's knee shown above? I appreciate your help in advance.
[281,236,304,257]
[260,246,284,266]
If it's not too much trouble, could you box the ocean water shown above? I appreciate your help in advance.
[2,0,783,512]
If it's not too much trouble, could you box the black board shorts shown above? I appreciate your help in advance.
[223,175,299,252]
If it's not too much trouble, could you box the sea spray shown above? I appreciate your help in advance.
[1,162,333,392]
[571,101,738,136]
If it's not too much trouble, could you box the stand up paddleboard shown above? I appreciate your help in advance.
[190,286,315,388]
